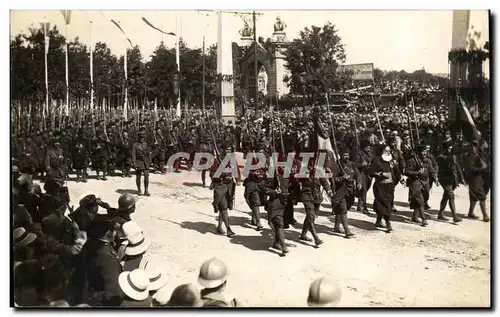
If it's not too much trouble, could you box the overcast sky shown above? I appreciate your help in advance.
[10,10,489,74]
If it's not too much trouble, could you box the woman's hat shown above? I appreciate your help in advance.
[139,260,168,291]
[125,232,151,256]
[119,269,150,301]
[13,227,37,247]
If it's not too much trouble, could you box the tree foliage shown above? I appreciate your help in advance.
[282,22,347,103]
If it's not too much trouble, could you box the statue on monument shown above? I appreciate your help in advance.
[258,66,268,95]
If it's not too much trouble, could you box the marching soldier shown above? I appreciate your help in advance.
[465,140,490,222]
[263,165,290,256]
[354,140,373,215]
[297,155,331,247]
[330,149,361,238]
[243,142,268,231]
[405,145,436,227]
[91,134,110,181]
[45,140,67,186]
[132,129,152,196]
[209,142,239,237]
[73,140,90,183]
[436,139,464,223]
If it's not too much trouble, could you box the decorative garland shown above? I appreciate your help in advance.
[214,74,235,83]
[448,49,488,65]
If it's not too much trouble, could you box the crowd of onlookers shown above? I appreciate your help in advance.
[12,171,341,307]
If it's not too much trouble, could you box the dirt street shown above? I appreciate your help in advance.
[63,167,490,307]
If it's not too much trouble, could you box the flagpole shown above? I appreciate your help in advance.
[64,23,69,116]
[175,14,181,117]
[90,21,94,111]
[43,22,49,126]
[202,35,205,112]
[124,43,128,119]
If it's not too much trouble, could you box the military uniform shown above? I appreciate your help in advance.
[297,160,331,246]
[72,140,90,183]
[436,144,464,222]
[243,145,269,230]
[117,132,133,177]
[45,142,67,186]
[330,153,361,238]
[131,131,152,196]
[91,136,110,181]
[209,146,237,237]
[354,141,373,214]
[405,147,436,226]
[263,169,290,255]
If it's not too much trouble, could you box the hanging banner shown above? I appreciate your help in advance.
[336,63,374,81]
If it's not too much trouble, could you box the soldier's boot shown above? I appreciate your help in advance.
[309,218,323,247]
[299,216,312,242]
[449,198,462,223]
[220,208,235,237]
[102,168,108,181]
[268,221,279,249]
[333,215,342,234]
[419,207,428,227]
[121,169,126,178]
[384,215,392,233]
[375,215,385,228]
[438,198,449,221]
[96,171,100,179]
[468,201,478,219]
[82,170,88,183]
[216,214,225,235]
[136,174,142,196]
[276,227,289,255]
[340,214,355,238]
[75,170,81,183]
[411,209,420,223]
[201,170,207,187]
[391,199,398,213]
[479,200,489,222]
[252,207,263,231]
[356,200,363,212]
[314,203,321,217]
[362,197,370,215]
[144,174,150,197]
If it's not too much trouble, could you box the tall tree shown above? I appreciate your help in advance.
[283,22,347,103]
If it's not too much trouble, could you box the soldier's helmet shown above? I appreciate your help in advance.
[197,258,228,289]
[307,277,342,307]
[118,193,137,210]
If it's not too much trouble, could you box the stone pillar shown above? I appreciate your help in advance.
[217,11,236,123]
[274,48,290,98]
[449,10,470,122]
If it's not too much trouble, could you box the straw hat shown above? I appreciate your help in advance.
[118,269,150,301]
[139,260,168,291]
[121,221,143,238]
[125,232,151,256]
[13,227,37,247]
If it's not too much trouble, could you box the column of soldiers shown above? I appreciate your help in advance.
[12,105,490,259]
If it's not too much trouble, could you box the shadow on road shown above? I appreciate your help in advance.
[182,182,205,188]
[180,220,217,235]
[229,228,274,251]
[348,218,378,231]
[116,188,140,195]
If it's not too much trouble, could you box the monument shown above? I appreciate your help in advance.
[238,16,290,100]
[217,11,236,123]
